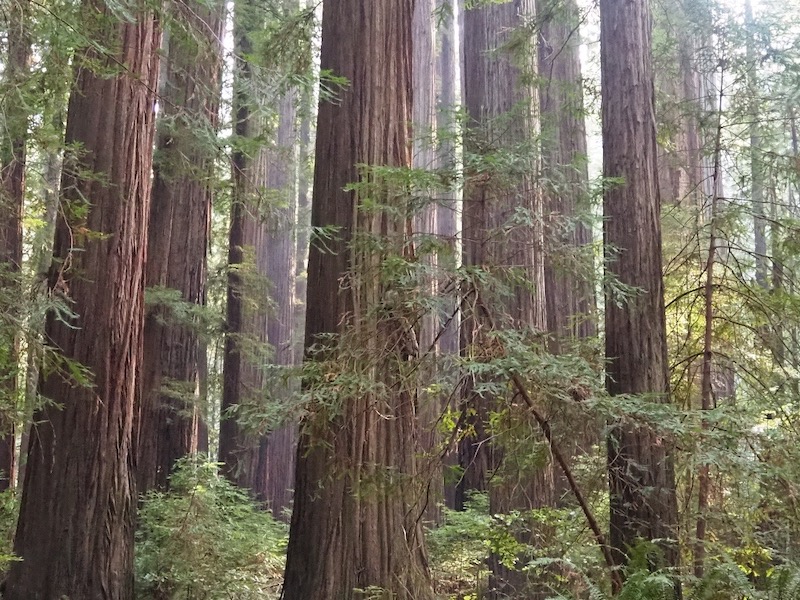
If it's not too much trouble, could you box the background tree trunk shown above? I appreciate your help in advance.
[460,2,548,596]
[4,1,160,596]
[746,0,767,290]
[260,87,299,515]
[219,0,271,495]
[137,0,224,493]
[281,1,435,597]
[436,0,462,511]
[600,0,681,590]
[458,0,545,507]
[538,0,594,344]
[0,0,31,491]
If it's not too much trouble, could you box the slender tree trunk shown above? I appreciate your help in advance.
[19,142,60,488]
[458,0,544,508]
[4,1,160,596]
[281,2,435,598]
[530,2,595,594]
[413,0,445,525]
[436,0,462,511]
[261,87,299,515]
[538,0,594,345]
[0,0,31,491]
[137,0,224,493]
[694,69,724,580]
[219,0,271,494]
[600,0,681,593]
[745,0,767,290]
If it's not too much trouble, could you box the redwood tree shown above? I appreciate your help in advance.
[460,2,549,596]
[0,0,31,490]
[538,0,595,344]
[458,0,545,501]
[260,88,299,515]
[3,0,160,596]
[600,0,681,588]
[137,0,224,493]
[219,0,271,494]
[281,1,434,597]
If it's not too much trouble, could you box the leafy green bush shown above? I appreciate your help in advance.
[135,458,288,600]
[0,489,18,574]
[426,493,493,598]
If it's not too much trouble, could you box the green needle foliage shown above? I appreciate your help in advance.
[135,458,288,600]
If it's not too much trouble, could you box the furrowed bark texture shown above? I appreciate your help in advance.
[137,0,224,493]
[281,1,435,598]
[600,0,681,589]
[458,0,544,512]
[538,0,595,343]
[0,0,31,490]
[4,2,159,597]
[461,2,549,596]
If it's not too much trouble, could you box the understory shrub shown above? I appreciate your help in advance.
[135,458,288,600]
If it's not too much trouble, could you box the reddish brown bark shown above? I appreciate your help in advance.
[600,0,680,589]
[219,0,271,493]
[281,1,434,598]
[538,0,595,344]
[4,1,160,596]
[458,0,544,513]
[0,0,30,491]
[459,3,548,596]
[137,0,224,493]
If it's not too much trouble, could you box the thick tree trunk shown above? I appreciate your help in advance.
[0,0,31,491]
[458,0,544,506]
[281,2,435,598]
[460,2,547,596]
[137,0,224,493]
[600,0,681,591]
[4,1,159,596]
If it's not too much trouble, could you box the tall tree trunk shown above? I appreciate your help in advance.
[219,0,271,494]
[4,1,160,596]
[137,0,224,493]
[600,0,681,592]
[19,142,60,488]
[458,0,544,508]
[532,2,595,594]
[413,0,444,525]
[694,68,724,580]
[260,88,299,515]
[538,0,594,345]
[436,0,462,511]
[746,0,767,290]
[281,1,435,598]
[0,0,31,491]
[460,2,547,596]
